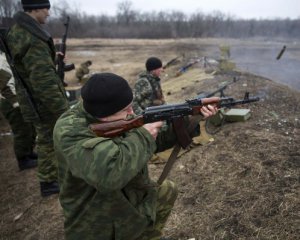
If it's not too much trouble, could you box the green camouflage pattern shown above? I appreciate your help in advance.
[35,119,58,181]
[0,58,36,160]
[6,11,69,182]
[0,99,36,160]
[6,11,69,122]
[0,52,18,105]
[0,69,11,84]
[133,71,165,115]
[137,180,178,240]
[0,70,18,106]
[53,101,179,240]
[76,61,90,83]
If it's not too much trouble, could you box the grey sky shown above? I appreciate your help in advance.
[63,0,299,20]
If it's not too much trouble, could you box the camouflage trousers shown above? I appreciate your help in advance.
[137,180,178,240]
[0,99,36,160]
[35,118,58,182]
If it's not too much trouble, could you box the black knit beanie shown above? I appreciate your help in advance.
[81,73,133,118]
[146,57,162,71]
[21,0,51,11]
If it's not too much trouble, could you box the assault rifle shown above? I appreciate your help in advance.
[90,93,260,142]
[197,76,240,99]
[57,16,75,87]
[176,59,199,77]
[198,85,227,98]
[0,28,40,122]
[163,56,180,69]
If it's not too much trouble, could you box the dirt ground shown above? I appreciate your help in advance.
[0,38,299,240]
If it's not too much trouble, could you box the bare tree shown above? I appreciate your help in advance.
[7,0,298,39]
[0,0,20,26]
[0,0,19,18]
[117,0,136,25]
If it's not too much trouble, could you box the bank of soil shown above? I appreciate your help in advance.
[0,39,299,240]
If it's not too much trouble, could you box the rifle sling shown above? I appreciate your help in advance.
[157,115,202,185]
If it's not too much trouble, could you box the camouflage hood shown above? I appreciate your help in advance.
[13,11,51,42]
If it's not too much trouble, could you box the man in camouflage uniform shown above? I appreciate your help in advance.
[6,0,69,197]
[0,52,37,170]
[53,73,217,240]
[133,57,165,115]
[75,60,92,84]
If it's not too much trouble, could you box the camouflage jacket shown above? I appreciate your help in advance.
[133,71,165,115]
[6,11,69,122]
[53,102,178,240]
[75,62,90,80]
[0,52,19,107]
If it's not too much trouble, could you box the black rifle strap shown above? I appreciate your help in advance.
[157,115,202,185]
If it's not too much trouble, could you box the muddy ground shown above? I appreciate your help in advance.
[0,38,299,240]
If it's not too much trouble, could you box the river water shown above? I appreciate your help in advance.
[229,40,300,91]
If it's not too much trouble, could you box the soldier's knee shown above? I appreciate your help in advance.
[159,180,178,203]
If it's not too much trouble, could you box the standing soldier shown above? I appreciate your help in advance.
[6,0,69,197]
[0,52,37,170]
[75,60,92,84]
[133,57,165,115]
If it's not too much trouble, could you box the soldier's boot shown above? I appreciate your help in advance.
[17,155,38,171]
[40,181,60,197]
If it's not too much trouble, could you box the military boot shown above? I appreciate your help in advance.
[40,181,60,197]
[18,155,38,171]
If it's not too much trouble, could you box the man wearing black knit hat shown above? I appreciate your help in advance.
[133,57,166,115]
[6,0,69,197]
[53,72,217,240]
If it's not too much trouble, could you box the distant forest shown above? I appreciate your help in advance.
[1,0,299,39]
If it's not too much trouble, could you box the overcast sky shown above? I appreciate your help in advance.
[62,0,299,20]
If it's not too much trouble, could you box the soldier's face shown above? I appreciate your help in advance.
[99,102,134,122]
[33,8,50,24]
[152,67,163,77]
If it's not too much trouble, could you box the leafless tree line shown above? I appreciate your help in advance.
[1,0,299,39]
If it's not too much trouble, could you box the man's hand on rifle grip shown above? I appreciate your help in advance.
[201,104,218,119]
[143,121,164,140]
[56,52,67,63]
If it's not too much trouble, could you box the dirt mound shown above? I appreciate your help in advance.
[147,69,299,240]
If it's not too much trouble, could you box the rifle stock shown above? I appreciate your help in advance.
[90,116,145,138]
[90,94,259,138]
